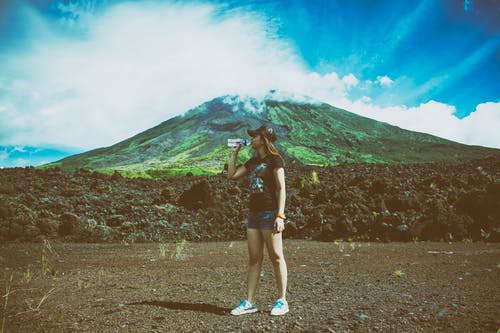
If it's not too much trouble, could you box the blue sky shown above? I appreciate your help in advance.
[258,0,499,115]
[0,0,499,156]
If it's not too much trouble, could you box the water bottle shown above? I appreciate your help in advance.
[227,138,251,148]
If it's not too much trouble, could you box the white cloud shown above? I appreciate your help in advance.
[459,102,500,148]
[337,98,500,148]
[342,74,359,88]
[0,2,307,149]
[12,146,27,153]
[376,75,394,87]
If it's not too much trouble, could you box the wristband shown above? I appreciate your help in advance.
[277,212,286,220]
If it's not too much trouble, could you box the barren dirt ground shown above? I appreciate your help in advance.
[1,241,499,332]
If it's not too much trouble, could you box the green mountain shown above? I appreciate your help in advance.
[42,94,500,177]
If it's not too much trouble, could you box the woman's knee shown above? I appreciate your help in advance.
[249,254,263,266]
[268,252,284,266]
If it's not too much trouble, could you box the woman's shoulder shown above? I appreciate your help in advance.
[267,154,284,168]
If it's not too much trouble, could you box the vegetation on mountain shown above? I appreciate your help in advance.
[41,95,499,178]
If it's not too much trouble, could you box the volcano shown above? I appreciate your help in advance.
[43,92,500,177]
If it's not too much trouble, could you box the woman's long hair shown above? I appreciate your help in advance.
[262,135,284,164]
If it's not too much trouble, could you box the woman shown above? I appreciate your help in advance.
[227,125,289,316]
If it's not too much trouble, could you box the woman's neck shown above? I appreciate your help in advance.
[256,147,267,159]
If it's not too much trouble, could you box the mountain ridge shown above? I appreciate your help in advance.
[41,94,500,177]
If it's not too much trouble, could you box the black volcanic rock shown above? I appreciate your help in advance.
[1,156,500,243]
[58,212,80,236]
[178,180,214,210]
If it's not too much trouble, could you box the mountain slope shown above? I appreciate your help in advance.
[266,101,492,164]
[42,94,500,177]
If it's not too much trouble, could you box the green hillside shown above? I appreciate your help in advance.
[266,101,493,164]
[41,95,500,178]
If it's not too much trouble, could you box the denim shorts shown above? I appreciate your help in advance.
[247,209,278,230]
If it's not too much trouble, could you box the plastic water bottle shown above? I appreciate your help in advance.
[227,138,251,147]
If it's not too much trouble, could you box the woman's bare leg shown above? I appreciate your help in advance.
[262,230,287,300]
[246,228,264,303]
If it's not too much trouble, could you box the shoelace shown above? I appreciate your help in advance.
[238,300,253,309]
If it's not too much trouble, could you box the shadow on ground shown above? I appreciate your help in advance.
[129,300,230,316]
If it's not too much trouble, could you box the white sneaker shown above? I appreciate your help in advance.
[230,299,258,316]
[270,299,289,316]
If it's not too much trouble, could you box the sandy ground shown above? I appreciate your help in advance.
[1,240,499,332]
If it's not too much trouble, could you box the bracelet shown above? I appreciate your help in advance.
[277,212,286,220]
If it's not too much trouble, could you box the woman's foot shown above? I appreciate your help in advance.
[230,299,258,316]
[270,298,289,316]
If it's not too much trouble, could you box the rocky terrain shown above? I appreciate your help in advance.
[1,156,499,243]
